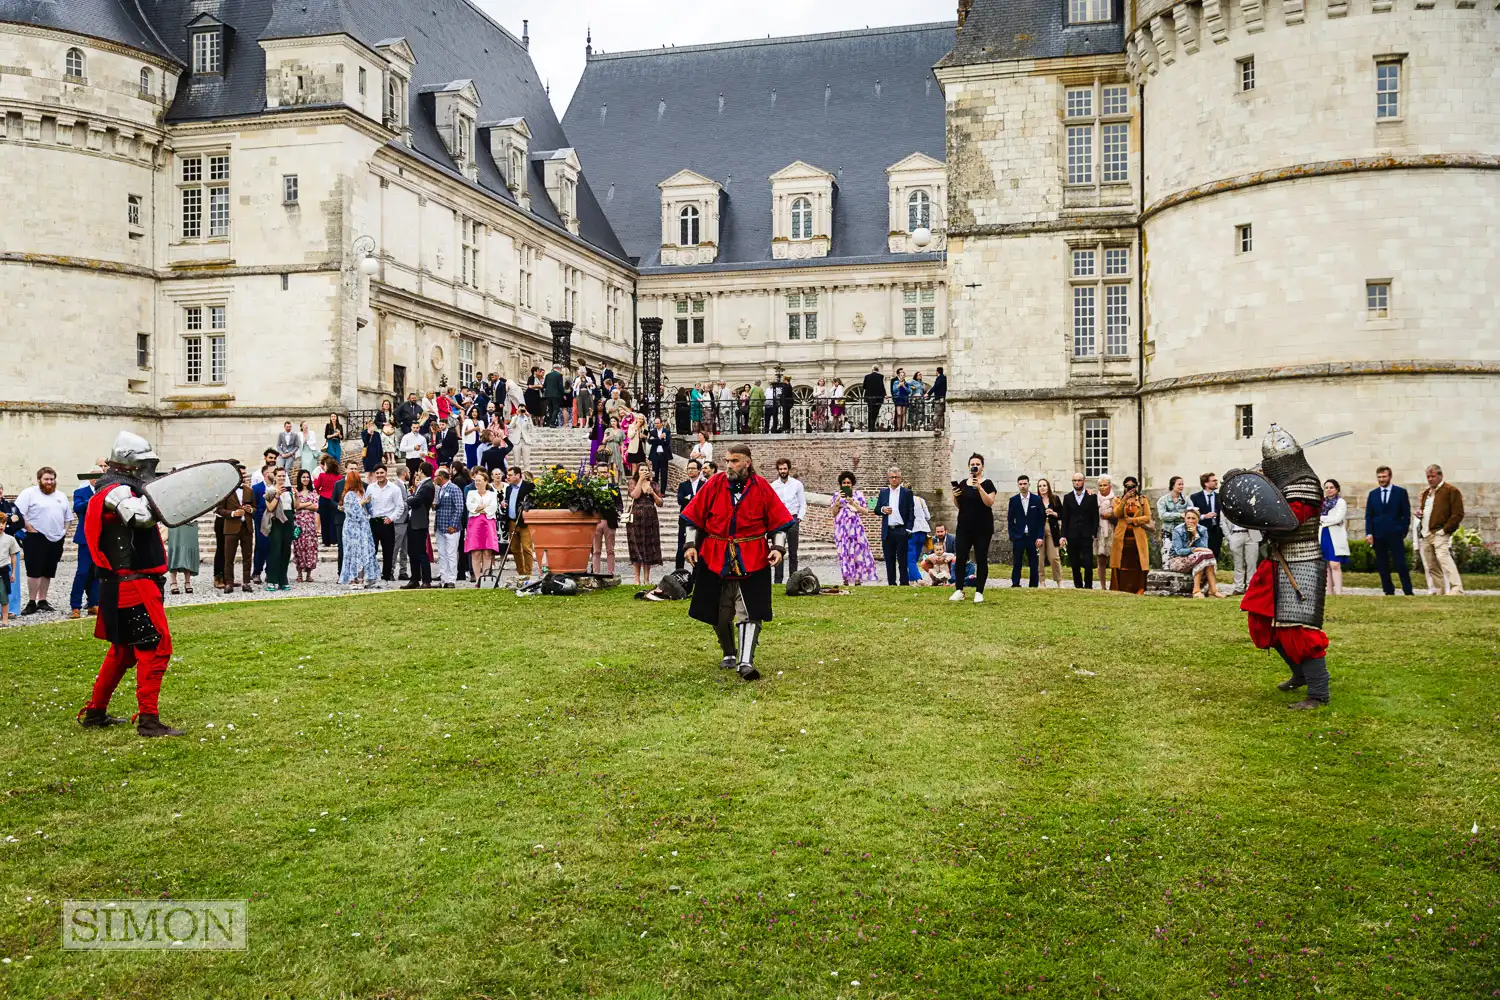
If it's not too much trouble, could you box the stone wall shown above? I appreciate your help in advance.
[700,431,951,500]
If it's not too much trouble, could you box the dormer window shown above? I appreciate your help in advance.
[509,149,523,187]
[679,206,700,246]
[908,190,931,231]
[193,30,222,74]
[425,79,481,178]
[65,48,86,80]
[1068,0,1113,24]
[487,117,532,209]
[375,38,417,145]
[536,147,582,235]
[456,113,473,164]
[790,198,813,241]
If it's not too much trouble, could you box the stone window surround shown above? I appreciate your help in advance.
[1066,239,1134,362]
[675,296,706,345]
[64,47,86,82]
[175,296,230,388]
[886,152,946,253]
[1374,53,1405,122]
[785,289,820,341]
[175,148,232,244]
[769,161,834,260]
[658,170,723,265]
[1061,79,1132,191]
[1079,412,1112,479]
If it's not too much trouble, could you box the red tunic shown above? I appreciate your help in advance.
[84,488,171,648]
[1239,499,1328,663]
[680,472,794,578]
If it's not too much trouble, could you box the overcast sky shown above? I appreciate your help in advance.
[474,0,957,116]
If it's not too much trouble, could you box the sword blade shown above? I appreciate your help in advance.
[1301,430,1353,450]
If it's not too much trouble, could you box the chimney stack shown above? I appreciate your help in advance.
[522,19,530,50]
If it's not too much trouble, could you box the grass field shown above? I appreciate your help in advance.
[1,588,1496,999]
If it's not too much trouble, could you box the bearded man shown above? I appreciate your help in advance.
[15,465,75,615]
[680,443,794,681]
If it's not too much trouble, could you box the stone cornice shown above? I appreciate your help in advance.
[0,21,183,69]
[950,384,1139,402]
[1145,154,1500,220]
[948,215,1139,239]
[935,52,1126,85]
[0,252,338,281]
[637,260,946,291]
[1142,359,1500,393]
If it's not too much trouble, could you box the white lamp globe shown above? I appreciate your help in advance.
[358,254,381,276]
[911,227,933,249]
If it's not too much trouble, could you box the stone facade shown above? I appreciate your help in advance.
[0,21,633,488]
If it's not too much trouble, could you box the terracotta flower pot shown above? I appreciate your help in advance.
[524,509,601,574]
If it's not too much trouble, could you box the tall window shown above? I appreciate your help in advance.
[562,266,580,322]
[139,67,153,97]
[679,206,700,246]
[509,149,524,189]
[460,218,481,289]
[183,305,226,385]
[1376,59,1401,119]
[1068,0,1112,24]
[903,285,937,336]
[457,338,475,385]
[1237,57,1256,93]
[1065,84,1130,187]
[1236,404,1255,440]
[786,291,818,341]
[384,73,408,130]
[127,194,142,228]
[675,299,705,345]
[192,31,222,75]
[790,198,813,240]
[65,48,86,80]
[606,286,621,340]
[456,114,473,165]
[179,154,230,240]
[907,190,931,231]
[1071,244,1132,358]
[1082,418,1110,477]
[358,67,367,95]
[1366,281,1390,318]
[1236,224,1253,254]
[283,175,299,205]
[518,246,535,309]
[136,333,151,369]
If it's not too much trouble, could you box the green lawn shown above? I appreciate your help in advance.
[1,589,1496,999]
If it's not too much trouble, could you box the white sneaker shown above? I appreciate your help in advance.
[973,591,985,604]
[949,590,966,602]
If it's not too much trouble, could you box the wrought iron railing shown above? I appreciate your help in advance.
[657,397,945,437]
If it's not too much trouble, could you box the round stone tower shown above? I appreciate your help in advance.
[1129,0,1499,511]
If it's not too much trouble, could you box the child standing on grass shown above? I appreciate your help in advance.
[0,527,18,626]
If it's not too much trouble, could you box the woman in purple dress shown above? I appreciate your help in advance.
[831,470,878,586]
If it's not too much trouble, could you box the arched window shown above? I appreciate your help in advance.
[65,48,86,79]
[790,197,813,240]
[679,205,700,246]
[907,190,931,231]
[139,67,153,97]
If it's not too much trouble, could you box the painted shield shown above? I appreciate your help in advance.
[1220,468,1299,533]
[144,461,242,527]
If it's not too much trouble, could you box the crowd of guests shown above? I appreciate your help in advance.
[669,366,949,436]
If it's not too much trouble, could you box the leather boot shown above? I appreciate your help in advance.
[719,655,738,670]
[737,663,760,682]
[79,707,129,728]
[1276,676,1305,692]
[137,713,185,737]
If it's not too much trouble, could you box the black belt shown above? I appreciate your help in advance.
[100,571,164,583]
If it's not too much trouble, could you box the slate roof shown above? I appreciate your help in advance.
[0,0,177,63]
[1,0,628,263]
[561,23,955,273]
[937,0,1124,67]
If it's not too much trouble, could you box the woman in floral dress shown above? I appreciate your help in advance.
[338,470,379,587]
[292,469,321,582]
[831,470,878,586]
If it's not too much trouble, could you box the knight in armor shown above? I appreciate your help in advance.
[77,433,185,737]
[1223,425,1332,710]
[680,443,794,681]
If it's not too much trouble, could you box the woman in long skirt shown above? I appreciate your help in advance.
[1110,477,1153,595]
[292,469,321,582]
[167,519,200,594]
[464,469,501,584]
[831,471,879,586]
[626,466,663,585]
[297,420,320,476]
[339,470,379,587]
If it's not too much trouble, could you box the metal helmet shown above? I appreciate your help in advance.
[108,431,161,477]
[1260,423,1319,499]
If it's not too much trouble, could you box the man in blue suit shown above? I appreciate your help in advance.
[1008,475,1044,588]
[876,466,916,586]
[68,461,105,619]
[251,461,271,584]
[1363,464,1414,596]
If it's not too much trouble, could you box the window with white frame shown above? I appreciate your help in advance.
[1366,281,1390,318]
[1070,244,1132,358]
[1082,418,1110,477]
[1236,404,1255,440]
[192,30,222,75]
[384,72,408,131]
[606,286,621,340]
[457,338,475,385]
[675,298,705,345]
[1236,223,1253,254]
[907,190,931,231]
[562,265,580,322]
[1065,84,1130,187]
[127,194,142,228]
[139,67,153,97]
[283,175,299,205]
[178,153,230,241]
[358,67,367,96]
[1068,0,1112,25]
[182,305,226,385]
[903,285,937,337]
[786,291,818,341]
[679,206,700,246]
[790,198,813,240]
[1238,56,1256,93]
[65,48,86,80]
[455,113,474,169]
[518,245,535,309]
[1376,59,1401,119]
[136,333,151,369]
[460,217,481,289]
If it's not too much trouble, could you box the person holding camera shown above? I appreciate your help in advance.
[949,453,997,604]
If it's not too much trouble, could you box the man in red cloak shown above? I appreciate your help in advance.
[681,443,794,681]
